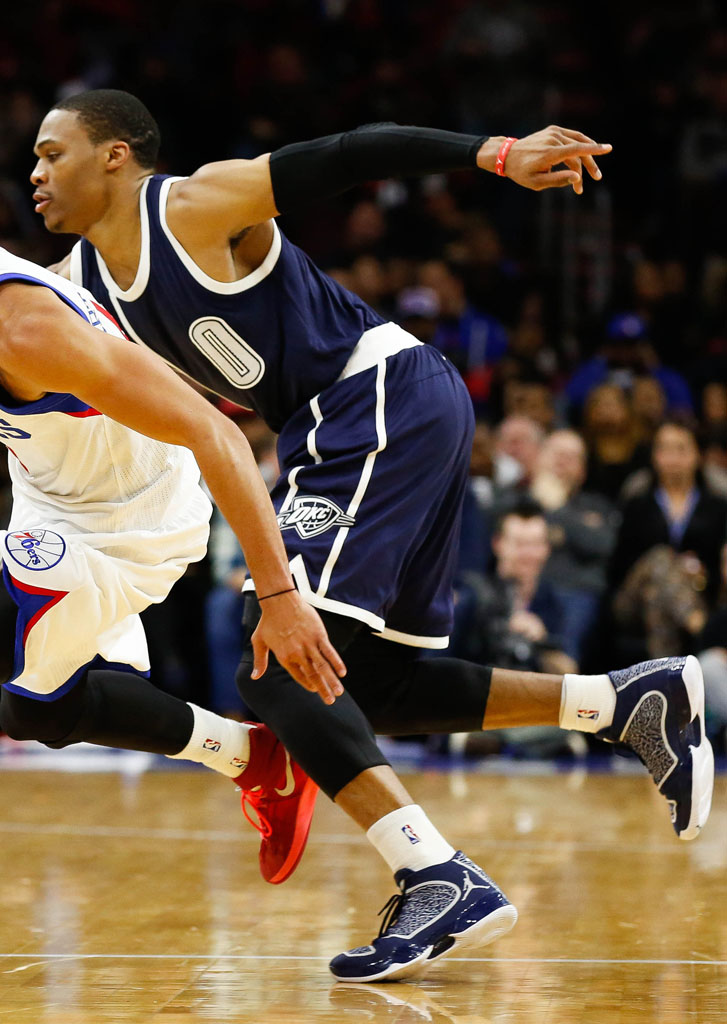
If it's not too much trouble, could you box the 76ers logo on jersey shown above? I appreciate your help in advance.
[5,529,66,571]
[277,496,355,539]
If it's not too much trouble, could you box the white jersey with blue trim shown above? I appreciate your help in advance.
[70,174,387,432]
[0,247,206,540]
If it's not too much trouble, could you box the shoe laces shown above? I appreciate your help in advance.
[377,891,405,937]
[241,788,272,839]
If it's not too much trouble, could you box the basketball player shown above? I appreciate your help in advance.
[0,247,343,885]
[32,92,713,982]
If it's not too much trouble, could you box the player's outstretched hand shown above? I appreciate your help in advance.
[251,590,346,704]
[479,126,612,194]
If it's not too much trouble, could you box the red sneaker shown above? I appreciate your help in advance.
[233,724,319,885]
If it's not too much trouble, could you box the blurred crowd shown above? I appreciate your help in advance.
[1,0,727,754]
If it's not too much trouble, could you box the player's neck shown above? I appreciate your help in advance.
[84,175,151,291]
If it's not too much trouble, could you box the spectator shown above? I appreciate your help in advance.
[581,384,651,502]
[493,414,544,491]
[419,259,508,414]
[395,285,441,344]
[566,313,694,419]
[608,420,727,663]
[459,499,575,675]
[449,499,580,758]
[531,430,619,662]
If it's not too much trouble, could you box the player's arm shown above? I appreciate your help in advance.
[169,123,612,237]
[0,281,346,703]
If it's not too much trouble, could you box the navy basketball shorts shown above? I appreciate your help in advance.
[260,343,475,648]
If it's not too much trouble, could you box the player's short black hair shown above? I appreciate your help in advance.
[53,89,160,169]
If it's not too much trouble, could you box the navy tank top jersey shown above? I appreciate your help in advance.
[71,174,386,432]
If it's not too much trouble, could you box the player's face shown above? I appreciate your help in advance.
[30,110,111,234]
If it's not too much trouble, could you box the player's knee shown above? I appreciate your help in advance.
[0,690,80,744]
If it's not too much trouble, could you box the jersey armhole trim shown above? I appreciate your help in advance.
[159,176,282,295]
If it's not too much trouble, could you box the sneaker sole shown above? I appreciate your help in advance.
[330,946,434,983]
[679,656,714,841]
[265,779,319,884]
[381,904,519,983]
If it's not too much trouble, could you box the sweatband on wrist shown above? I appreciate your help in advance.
[269,122,489,214]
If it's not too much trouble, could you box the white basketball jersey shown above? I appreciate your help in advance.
[0,247,205,540]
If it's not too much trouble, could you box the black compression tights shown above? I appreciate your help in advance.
[0,669,194,754]
[236,599,493,800]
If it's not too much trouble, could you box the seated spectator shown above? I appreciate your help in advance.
[502,372,557,431]
[700,381,727,429]
[581,383,651,501]
[395,285,441,344]
[632,374,667,445]
[448,499,580,758]
[566,313,694,419]
[531,430,619,662]
[493,414,544,493]
[454,499,576,677]
[608,420,727,663]
[419,259,508,414]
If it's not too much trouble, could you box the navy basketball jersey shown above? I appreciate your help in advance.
[71,175,386,431]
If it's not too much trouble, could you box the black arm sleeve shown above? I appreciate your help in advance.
[269,122,489,214]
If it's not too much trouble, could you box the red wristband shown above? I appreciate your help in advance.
[495,137,518,177]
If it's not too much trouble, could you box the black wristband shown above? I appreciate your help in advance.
[270,122,488,215]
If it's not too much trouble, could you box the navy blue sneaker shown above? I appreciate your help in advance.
[601,655,714,840]
[328,851,517,983]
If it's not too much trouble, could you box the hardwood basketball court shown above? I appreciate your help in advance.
[0,747,724,1022]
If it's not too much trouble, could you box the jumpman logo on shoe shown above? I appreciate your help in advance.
[462,871,492,899]
[274,750,296,797]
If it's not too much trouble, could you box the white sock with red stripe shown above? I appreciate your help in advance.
[367,805,456,875]
[166,704,253,778]
[560,673,616,733]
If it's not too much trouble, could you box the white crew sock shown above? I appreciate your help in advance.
[166,703,253,778]
[560,673,616,733]
[367,805,456,875]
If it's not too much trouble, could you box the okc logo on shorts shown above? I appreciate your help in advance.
[5,529,66,571]
[277,496,355,539]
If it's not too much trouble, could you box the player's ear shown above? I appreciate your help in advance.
[105,140,132,172]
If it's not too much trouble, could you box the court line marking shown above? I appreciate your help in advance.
[0,820,712,856]
[0,954,724,967]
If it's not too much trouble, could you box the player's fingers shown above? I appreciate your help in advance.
[302,656,344,704]
[533,168,581,190]
[250,635,269,680]
[563,156,583,194]
[553,126,600,146]
[582,153,603,180]
[556,141,612,159]
[284,657,319,693]
[319,637,347,678]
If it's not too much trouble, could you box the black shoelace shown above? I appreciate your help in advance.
[377,891,405,937]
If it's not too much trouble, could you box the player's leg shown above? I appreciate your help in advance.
[338,628,712,842]
[0,528,312,884]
